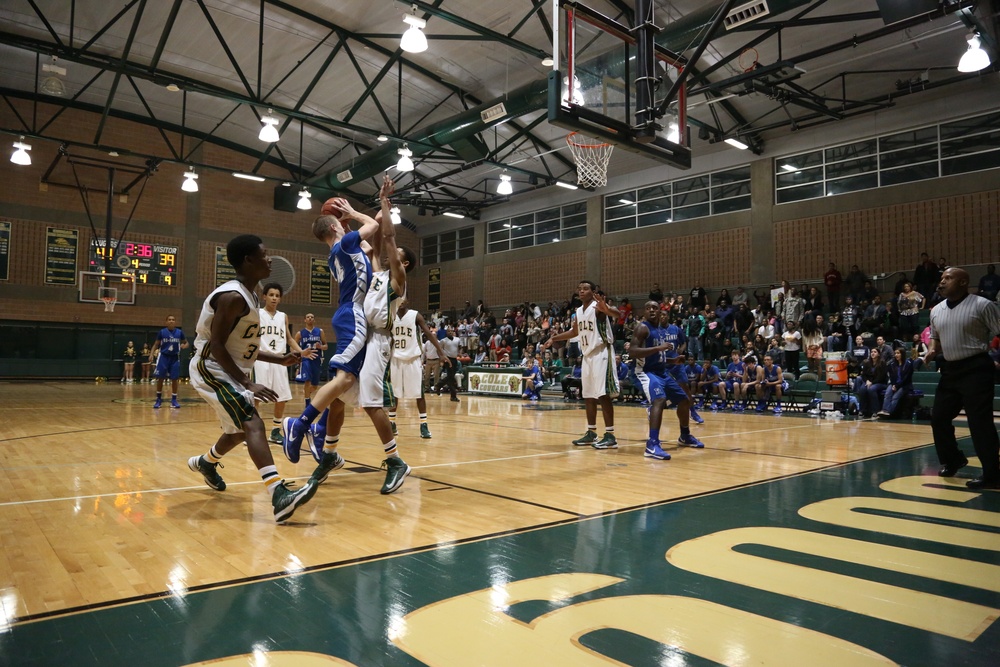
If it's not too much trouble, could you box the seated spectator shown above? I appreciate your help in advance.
[742,356,763,410]
[881,300,900,341]
[521,355,544,401]
[732,286,749,306]
[856,348,888,418]
[766,338,784,368]
[978,264,1000,301]
[861,295,887,334]
[649,283,664,303]
[542,350,563,384]
[825,312,848,352]
[848,335,870,378]
[756,355,787,414]
[910,333,929,370]
[735,302,754,338]
[804,286,824,316]
[896,281,925,338]
[716,288,732,307]
[722,350,746,411]
[561,357,583,400]
[877,348,914,418]
[698,359,724,410]
[861,280,879,305]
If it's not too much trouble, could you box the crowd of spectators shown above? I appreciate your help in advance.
[420,258,999,405]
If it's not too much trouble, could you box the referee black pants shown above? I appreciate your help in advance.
[932,354,999,480]
[436,357,458,399]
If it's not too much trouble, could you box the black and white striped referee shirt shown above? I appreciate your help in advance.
[929,294,1000,361]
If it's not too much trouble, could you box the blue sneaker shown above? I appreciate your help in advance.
[690,407,704,424]
[308,423,325,463]
[152,397,162,409]
[678,433,705,448]
[773,406,783,415]
[644,439,671,460]
[170,397,181,409]
[281,417,312,464]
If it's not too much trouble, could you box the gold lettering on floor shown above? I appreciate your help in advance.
[394,573,894,666]
[666,527,1000,640]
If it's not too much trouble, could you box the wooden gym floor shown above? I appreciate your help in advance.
[0,380,998,666]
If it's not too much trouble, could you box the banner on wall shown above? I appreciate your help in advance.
[215,245,238,286]
[45,227,78,285]
[0,221,10,281]
[428,267,441,311]
[310,257,331,304]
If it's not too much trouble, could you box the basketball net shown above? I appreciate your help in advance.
[566,132,614,188]
[101,296,117,312]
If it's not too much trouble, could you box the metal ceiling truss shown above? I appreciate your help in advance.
[3,0,573,211]
[684,0,982,146]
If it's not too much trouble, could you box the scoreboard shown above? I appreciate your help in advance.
[89,239,178,286]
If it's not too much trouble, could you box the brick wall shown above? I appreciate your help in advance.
[484,251,586,306]
[775,190,1000,282]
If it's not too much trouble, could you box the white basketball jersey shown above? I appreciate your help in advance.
[258,309,287,356]
[364,269,400,331]
[392,309,422,361]
[576,301,612,356]
[194,280,262,372]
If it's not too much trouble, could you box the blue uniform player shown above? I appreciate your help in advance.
[758,355,788,414]
[662,319,704,424]
[294,313,328,407]
[150,315,188,409]
[283,197,381,464]
[722,350,747,411]
[698,359,723,407]
[631,301,705,461]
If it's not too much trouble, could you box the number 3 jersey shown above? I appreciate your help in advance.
[257,309,288,355]
[193,280,262,373]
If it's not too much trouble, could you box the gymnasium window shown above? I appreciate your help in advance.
[603,165,751,233]
[421,227,475,265]
[486,202,587,254]
[775,109,1000,203]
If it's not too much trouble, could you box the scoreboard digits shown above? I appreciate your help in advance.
[90,240,178,286]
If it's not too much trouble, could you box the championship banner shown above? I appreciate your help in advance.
[0,221,10,281]
[45,227,78,285]
[310,257,331,304]
[215,245,238,286]
[467,369,522,396]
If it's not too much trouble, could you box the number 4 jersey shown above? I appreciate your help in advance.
[258,309,288,356]
[193,280,262,372]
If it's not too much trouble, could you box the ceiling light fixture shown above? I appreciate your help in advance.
[181,168,199,193]
[957,33,990,73]
[297,189,312,210]
[724,136,749,150]
[40,57,66,96]
[10,138,31,166]
[259,110,280,143]
[442,211,464,219]
[497,173,513,196]
[165,83,180,92]
[390,206,402,225]
[541,57,554,67]
[400,7,428,54]
[233,172,266,182]
[377,134,389,142]
[396,144,414,172]
[555,181,578,190]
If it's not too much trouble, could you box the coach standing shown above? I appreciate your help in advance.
[925,267,1000,489]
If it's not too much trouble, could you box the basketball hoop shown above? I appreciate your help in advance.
[98,287,117,312]
[566,132,614,188]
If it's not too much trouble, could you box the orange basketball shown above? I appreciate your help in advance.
[320,198,341,217]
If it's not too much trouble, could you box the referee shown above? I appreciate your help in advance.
[924,267,1000,489]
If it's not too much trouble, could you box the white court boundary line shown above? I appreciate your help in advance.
[0,420,836,508]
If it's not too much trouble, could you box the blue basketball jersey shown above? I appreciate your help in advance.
[635,321,668,375]
[299,327,323,349]
[329,230,371,309]
[763,364,782,383]
[156,327,186,357]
